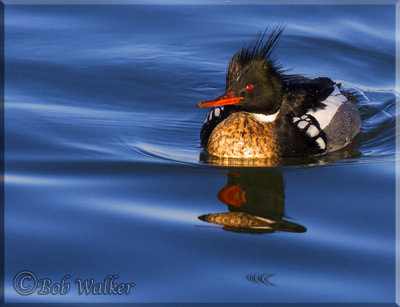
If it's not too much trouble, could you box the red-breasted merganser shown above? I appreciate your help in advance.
[197,26,361,159]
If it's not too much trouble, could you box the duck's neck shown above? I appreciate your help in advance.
[250,110,280,123]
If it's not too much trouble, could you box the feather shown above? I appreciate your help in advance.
[227,25,286,85]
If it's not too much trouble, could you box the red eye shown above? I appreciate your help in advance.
[245,84,253,90]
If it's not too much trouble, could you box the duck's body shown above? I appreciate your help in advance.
[197,27,361,159]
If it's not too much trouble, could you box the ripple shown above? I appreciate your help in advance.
[246,273,276,287]
[130,141,201,166]
[347,84,397,158]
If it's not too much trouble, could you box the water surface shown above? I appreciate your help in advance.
[4,4,397,303]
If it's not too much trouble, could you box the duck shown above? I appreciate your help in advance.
[196,26,361,159]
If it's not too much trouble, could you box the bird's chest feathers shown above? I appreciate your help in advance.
[205,112,279,159]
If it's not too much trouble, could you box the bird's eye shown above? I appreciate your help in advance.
[245,84,253,90]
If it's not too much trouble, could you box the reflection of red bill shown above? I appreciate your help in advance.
[217,184,246,207]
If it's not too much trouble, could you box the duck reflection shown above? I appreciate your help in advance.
[199,169,306,234]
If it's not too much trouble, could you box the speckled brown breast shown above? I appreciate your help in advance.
[205,112,279,159]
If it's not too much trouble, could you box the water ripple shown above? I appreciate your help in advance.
[246,273,276,287]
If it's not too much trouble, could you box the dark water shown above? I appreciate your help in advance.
[4,4,397,303]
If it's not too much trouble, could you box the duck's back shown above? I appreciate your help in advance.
[280,80,361,155]
[319,92,361,152]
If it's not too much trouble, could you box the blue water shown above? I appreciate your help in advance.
[4,4,397,303]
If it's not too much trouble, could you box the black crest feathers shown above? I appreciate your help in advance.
[237,25,285,65]
[227,25,286,84]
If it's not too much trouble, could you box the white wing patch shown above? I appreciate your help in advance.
[306,85,347,129]
[204,107,223,124]
[293,114,326,150]
[297,121,308,129]
[306,125,319,137]
[316,137,326,150]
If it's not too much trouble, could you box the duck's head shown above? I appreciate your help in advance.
[197,26,285,115]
